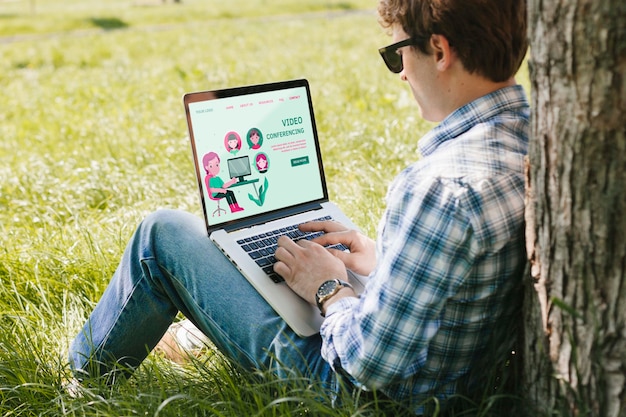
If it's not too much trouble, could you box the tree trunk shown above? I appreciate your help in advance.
[523,0,626,416]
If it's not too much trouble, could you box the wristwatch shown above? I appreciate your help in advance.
[315,279,353,317]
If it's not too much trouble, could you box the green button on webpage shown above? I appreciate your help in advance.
[291,156,310,167]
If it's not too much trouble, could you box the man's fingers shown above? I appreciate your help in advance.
[276,235,297,250]
[298,220,347,234]
[275,237,298,261]
[272,260,290,278]
[274,240,296,279]
[276,236,320,264]
[315,230,360,252]
[326,246,350,262]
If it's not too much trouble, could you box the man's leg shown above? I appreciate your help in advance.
[69,209,332,384]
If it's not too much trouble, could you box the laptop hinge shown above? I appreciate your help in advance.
[222,201,326,233]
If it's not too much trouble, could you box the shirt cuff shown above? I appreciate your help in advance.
[322,295,359,318]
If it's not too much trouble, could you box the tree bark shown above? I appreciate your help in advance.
[524,0,626,416]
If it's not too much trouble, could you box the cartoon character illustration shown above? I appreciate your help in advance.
[203,151,244,213]
[246,128,263,150]
[255,153,269,173]
[224,132,242,155]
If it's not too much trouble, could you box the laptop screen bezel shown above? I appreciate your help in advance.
[183,79,330,234]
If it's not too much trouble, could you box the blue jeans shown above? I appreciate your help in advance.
[69,209,334,387]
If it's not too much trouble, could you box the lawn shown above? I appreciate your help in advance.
[0,1,528,415]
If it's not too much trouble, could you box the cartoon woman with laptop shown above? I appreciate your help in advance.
[203,151,244,213]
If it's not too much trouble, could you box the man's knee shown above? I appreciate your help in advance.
[141,209,199,236]
[134,210,205,257]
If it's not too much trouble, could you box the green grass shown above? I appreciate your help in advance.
[0,1,528,415]
[0,0,370,36]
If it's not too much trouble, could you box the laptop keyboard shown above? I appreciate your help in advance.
[237,216,348,283]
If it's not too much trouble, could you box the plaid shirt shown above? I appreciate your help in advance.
[320,85,529,412]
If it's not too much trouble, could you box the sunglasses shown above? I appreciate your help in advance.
[378,38,414,73]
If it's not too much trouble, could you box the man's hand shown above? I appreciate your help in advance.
[274,220,375,307]
[274,236,349,305]
[299,220,377,277]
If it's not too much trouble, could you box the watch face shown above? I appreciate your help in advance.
[318,280,338,297]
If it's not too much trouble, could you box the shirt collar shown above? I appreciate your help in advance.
[418,85,529,157]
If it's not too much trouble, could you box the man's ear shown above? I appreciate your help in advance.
[430,34,454,71]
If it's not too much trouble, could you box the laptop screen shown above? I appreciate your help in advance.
[184,79,328,232]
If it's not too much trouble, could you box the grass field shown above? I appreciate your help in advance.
[0,1,529,415]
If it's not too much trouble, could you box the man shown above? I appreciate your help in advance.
[69,0,529,413]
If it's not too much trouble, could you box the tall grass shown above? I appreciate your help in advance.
[0,1,528,415]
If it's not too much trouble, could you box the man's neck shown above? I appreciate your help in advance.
[445,73,517,117]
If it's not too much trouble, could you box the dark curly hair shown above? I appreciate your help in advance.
[377,0,528,82]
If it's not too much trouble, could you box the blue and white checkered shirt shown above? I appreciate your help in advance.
[321,85,529,412]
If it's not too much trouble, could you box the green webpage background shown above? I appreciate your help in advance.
[189,86,325,227]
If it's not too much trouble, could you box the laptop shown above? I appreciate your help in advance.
[183,79,367,337]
